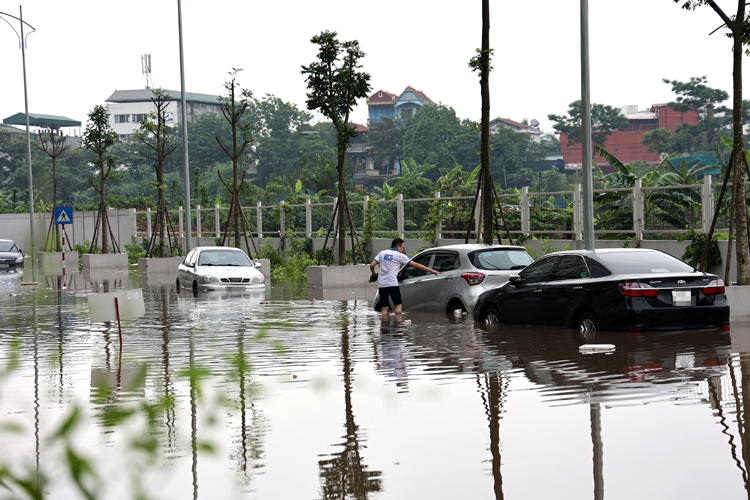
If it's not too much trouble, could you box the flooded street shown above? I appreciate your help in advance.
[1,272,749,499]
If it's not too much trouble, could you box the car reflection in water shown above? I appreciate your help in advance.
[474,248,730,334]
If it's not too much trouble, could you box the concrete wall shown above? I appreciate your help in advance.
[3,209,137,260]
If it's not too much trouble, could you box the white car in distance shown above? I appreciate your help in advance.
[177,246,264,292]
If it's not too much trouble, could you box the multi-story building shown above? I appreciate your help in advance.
[105,89,222,140]
[560,103,699,173]
[489,116,542,143]
[367,86,432,126]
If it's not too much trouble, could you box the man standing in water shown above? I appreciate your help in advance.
[370,238,440,318]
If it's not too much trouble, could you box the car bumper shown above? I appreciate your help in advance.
[198,283,265,292]
[623,299,730,331]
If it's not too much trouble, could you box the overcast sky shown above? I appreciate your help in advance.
[0,0,746,135]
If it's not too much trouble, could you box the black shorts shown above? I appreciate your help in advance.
[379,286,402,308]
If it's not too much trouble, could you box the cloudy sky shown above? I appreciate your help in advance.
[0,0,745,135]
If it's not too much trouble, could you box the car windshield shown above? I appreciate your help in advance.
[197,250,252,266]
[471,249,533,270]
[0,242,17,253]
[595,251,694,274]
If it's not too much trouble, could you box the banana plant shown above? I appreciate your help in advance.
[594,146,697,231]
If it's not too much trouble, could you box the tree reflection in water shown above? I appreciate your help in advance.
[318,312,382,499]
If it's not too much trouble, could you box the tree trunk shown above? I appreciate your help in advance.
[731,12,749,285]
[100,152,108,254]
[480,0,493,244]
[158,169,166,257]
[337,147,347,265]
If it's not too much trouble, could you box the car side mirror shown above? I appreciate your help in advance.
[254,261,262,268]
[509,274,521,286]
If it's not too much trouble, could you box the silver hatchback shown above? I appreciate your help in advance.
[373,244,533,316]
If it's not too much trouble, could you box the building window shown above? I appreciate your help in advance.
[132,113,148,123]
[114,114,131,124]
[118,134,131,141]
[165,112,174,122]
[400,108,413,119]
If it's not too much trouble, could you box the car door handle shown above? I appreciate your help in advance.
[534,289,543,293]
[574,286,583,290]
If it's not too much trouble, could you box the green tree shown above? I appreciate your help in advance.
[216,69,256,249]
[548,100,629,147]
[642,127,672,155]
[674,1,750,284]
[489,127,544,189]
[402,103,480,179]
[134,89,178,257]
[301,30,371,264]
[366,115,406,173]
[251,94,312,185]
[663,76,730,153]
[81,104,119,254]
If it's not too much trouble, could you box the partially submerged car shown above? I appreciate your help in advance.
[473,248,730,333]
[374,244,533,316]
[0,239,24,272]
[176,246,264,292]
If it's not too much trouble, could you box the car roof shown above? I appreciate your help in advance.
[545,248,661,255]
[194,246,245,252]
[419,243,528,253]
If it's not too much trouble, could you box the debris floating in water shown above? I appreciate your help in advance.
[579,344,615,354]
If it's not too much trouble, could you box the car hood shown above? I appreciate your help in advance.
[0,251,21,260]
[196,265,260,278]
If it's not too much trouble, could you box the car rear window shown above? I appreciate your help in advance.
[595,251,693,274]
[470,249,533,271]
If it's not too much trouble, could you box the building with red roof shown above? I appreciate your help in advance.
[560,103,699,173]
[366,86,432,125]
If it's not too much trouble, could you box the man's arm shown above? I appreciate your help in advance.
[370,260,378,275]
[408,260,441,276]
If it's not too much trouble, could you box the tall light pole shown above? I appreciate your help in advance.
[580,0,595,250]
[177,0,192,251]
[1,7,36,278]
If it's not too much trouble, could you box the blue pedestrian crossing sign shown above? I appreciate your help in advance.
[54,206,73,225]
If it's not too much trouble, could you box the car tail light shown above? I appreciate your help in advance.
[702,279,725,295]
[618,283,659,297]
[723,323,731,331]
[461,273,485,286]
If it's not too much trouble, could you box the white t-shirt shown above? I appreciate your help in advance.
[373,248,412,287]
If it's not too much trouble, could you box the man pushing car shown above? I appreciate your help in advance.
[370,238,441,318]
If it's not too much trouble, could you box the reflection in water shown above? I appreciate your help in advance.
[479,372,505,500]
[376,318,409,391]
[4,283,750,498]
[318,310,382,499]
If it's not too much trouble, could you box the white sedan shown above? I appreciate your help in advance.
[177,246,265,292]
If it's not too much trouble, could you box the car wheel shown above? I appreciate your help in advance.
[176,278,181,291]
[447,302,466,319]
[577,313,599,338]
[482,307,502,325]
[192,280,198,292]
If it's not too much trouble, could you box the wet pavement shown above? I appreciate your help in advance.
[1,271,750,499]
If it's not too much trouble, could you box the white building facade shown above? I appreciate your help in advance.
[105,89,222,140]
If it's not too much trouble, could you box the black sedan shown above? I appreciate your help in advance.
[473,248,730,334]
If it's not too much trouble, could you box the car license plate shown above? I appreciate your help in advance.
[672,290,691,306]
[0,264,8,268]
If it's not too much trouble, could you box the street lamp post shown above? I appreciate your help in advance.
[1,6,36,279]
[177,0,192,252]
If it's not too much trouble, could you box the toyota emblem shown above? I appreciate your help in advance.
[678,280,686,285]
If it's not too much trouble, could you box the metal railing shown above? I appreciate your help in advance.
[135,175,747,241]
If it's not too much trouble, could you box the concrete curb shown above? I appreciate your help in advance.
[726,285,750,323]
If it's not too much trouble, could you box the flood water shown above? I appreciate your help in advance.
[1,271,750,499]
